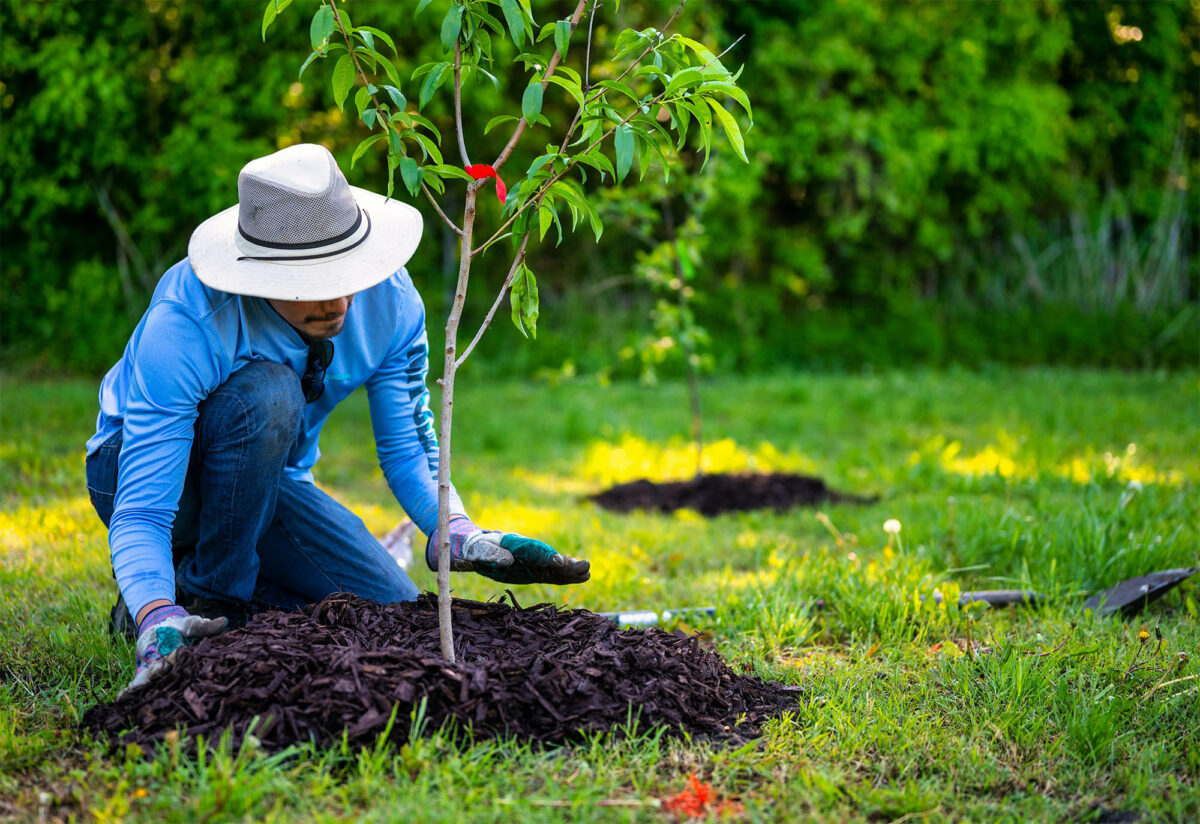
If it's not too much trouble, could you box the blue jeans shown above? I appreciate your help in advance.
[86,360,419,614]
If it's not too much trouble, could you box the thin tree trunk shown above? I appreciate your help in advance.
[662,198,704,478]
[436,186,478,663]
[685,351,703,478]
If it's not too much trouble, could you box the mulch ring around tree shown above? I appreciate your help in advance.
[83,593,802,754]
[588,472,874,516]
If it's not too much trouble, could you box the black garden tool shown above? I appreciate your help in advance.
[1082,567,1198,618]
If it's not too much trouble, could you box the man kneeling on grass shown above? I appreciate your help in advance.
[86,144,589,694]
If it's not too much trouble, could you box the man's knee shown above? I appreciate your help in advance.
[199,360,304,450]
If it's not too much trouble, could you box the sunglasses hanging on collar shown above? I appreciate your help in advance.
[301,340,334,403]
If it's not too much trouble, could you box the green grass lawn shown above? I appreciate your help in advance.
[2,369,1198,822]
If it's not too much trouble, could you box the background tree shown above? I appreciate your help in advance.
[3,0,1193,374]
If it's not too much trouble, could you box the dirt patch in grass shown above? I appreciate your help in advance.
[588,472,872,516]
[83,593,801,753]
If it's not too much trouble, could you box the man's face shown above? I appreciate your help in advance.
[267,295,354,341]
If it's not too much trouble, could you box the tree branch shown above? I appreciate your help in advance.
[453,42,471,167]
[423,185,464,236]
[455,231,532,369]
[491,0,591,175]
[584,0,601,89]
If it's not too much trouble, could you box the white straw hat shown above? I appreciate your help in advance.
[188,143,423,301]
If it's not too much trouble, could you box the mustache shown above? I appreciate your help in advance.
[305,313,344,323]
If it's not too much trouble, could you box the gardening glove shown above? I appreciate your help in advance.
[119,604,227,698]
[426,517,590,585]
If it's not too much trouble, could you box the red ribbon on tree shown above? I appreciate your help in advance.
[465,164,507,205]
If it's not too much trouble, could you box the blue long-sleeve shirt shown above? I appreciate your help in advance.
[87,259,465,618]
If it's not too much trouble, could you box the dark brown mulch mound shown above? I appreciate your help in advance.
[83,593,801,753]
[589,472,871,516]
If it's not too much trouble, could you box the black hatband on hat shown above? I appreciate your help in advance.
[236,210,372,263]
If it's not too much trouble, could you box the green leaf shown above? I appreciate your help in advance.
[351,133,386,168]
[596,79,640,105]
[414,0,434,18]
[575,147,614,181]
[356,28,374,53]
[522,82,543,127]
[474,8,505,37]
[408,112,440,134]
[554,19,571,60]
[411,61,439,81]
[332,55,355,110]
[500,0,525,49]
[674,35,719,64]
[544,74,583,107]
[613,28,650,60]
[373,52,402,86]
[555,64,582,85]
[587,205,603,242]
[699,81,752,121]
[441,4,464,53]
[510,263,539,338]
[510,277,529,338]
[354,85,371,117]
[419,63,450,110]
[513,51,552,69]
[357,26,398,57]
[672,101,691,149]
[310,4,335,51]
[474,65,501,91]
[262,0,294,41]
[664,67,705,97]
[614,124,634,182]
[362,108,378,130]
[707,98,748,162]
[430,165,475,181]
[297,50,320,80]
[400,156,420,196]
[485,114,519,135]
[634,64,670,85]
[381,85,406,111]
[410,131,443,165]
[682,98,712,164]
[423,173,445,195]
[538,204,563,244]
[527,152,555,179]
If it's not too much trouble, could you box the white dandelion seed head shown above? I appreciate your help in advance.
[883,519,902,535]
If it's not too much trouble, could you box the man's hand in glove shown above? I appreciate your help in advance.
[426,516,590,585]
[119,604,227,698]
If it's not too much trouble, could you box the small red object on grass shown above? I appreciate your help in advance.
[465,164,507,204]
[662,774,743,819]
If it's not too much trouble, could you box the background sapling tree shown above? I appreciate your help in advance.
[263,0,750,662]
[624,166,718,479]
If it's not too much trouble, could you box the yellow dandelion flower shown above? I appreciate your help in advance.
[133,788,148,799]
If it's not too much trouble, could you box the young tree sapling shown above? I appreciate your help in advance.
[263,0,750,662]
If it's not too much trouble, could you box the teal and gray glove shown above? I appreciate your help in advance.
[426,516,590,585]
[119,604,227,698]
